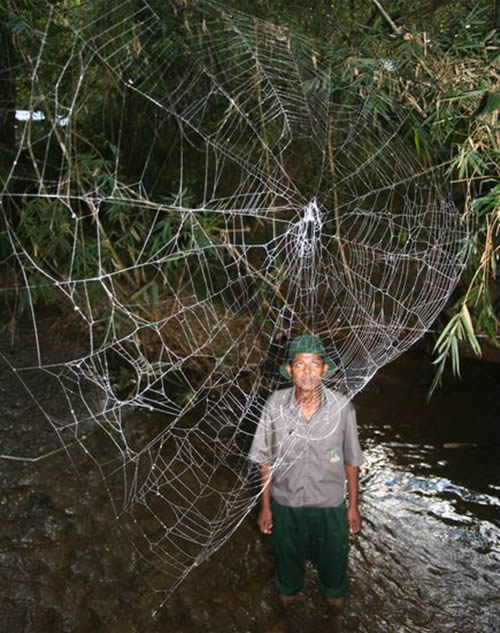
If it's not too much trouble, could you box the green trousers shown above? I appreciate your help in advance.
[271,500,349,598]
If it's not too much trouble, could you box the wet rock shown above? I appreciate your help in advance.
[29,491,55,511]
[24,604,62,633]
[14,491,76,542]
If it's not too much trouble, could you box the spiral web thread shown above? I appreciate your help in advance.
[0,0,469,602]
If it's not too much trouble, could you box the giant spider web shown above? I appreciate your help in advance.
[1,0,469,603]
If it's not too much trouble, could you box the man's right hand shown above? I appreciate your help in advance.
[257,506,273,534]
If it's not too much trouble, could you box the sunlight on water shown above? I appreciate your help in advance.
[345,436,500,633]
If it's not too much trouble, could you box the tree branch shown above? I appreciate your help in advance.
[370,0,403,35]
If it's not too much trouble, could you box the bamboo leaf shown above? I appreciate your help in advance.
[477,91,500,117]
[428,370,442,398]
[414,127,421,156]
[129,279,156,302]
[483,317,498,345]
[151,280,160,305]
[433,314,460,348]
[450,336,460,376]
[460,304,482,356]
[431,350,450,365]
[460,303,474,332]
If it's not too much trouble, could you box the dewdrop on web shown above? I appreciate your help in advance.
[379,58,395,71]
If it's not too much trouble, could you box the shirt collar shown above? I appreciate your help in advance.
[284,384,326,418]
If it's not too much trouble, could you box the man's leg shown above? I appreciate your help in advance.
[325,596,345,614]
[271,501,306,603]
[309,504,349,610]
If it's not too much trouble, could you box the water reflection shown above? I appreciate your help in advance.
[345,430,499,633]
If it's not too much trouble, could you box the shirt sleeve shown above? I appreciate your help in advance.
[248,398,273,466]
[343,401,364,466]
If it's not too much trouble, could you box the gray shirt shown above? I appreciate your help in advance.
[249,386,364,508]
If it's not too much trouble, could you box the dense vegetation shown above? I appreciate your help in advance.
[0,0,498,392]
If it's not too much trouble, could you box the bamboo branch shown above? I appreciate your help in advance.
[370,0,403,35]
[327,115,354,288]
[220,231,311,332]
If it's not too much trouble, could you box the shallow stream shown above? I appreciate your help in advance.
[0,320,498,633]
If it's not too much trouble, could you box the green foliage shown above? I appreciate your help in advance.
[1,0,497,391]
[314,1,498,391]
[430,304,482,395]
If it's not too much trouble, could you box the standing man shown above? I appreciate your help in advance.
[249,334,363,615]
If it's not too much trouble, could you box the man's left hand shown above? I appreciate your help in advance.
[347,505,361,534]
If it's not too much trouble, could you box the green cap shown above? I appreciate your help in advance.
[279,334,337,380]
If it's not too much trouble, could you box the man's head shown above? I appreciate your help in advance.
[286,352,328,392]
[280,335,336,391]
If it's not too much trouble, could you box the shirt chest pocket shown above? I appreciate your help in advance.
[325,444,343,467]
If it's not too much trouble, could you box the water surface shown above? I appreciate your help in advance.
[0,324,498,633]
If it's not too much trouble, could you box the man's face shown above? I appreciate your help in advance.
[286,353,328,393]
